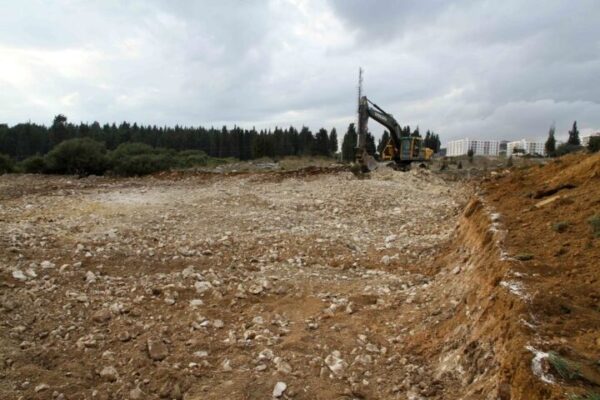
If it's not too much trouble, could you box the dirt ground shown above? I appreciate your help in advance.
[1,154,598,400]
[0,167,468,400]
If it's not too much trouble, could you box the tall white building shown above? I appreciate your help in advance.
[446,139,500,157]
[506,139,546,157]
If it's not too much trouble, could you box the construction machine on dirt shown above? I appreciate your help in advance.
[355,70,433,173]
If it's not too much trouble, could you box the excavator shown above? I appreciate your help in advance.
[355,82,433,172]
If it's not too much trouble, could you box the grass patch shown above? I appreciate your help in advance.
[548,352,580,380]
[552,221,569,233]
[568,392,600,400]
[514,253,534,261]
[588,214,600,238]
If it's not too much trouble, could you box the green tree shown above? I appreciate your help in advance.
[341,123,357,162]
[328,128,338,156]
[567,121,580,146]
[0,153,14,174]
[314,128,330,156]
[545,124,556,156]
[49,114,69,147]
[588,136,600,153]
[366,132,376,155]
[45,138,108,176]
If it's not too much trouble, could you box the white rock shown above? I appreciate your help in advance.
[99,366,118,382]
[85,271,97,283]
[41,261,55,269]
[195,281,212,294]
[272,381,287,398]
[189,299,204,308]
[325,351,347,376]
[12,270,27,281]
[193,350,208,358]
[34,383,50,392]
[221,358,232,371]
[213,319,224,328]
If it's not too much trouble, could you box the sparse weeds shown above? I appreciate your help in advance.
[588,214,600,238]
[568,392,600,400]
[552,221,569,233]
[514,253,534,261]
[548,352,580,380]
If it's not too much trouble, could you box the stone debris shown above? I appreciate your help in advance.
[0,169,467,399]
[99,366,119,382]
[272,381,287,398]
[147,338,168,361]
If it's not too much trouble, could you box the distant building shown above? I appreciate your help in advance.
[446,139,499,157]
[506,139,546,157]
[582,132,600,147]
[499,140,508,156]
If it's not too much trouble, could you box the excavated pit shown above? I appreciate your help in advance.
[1,154,599,399]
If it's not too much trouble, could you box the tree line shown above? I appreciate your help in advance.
[0,115,340,161]
[544,120,600,156]
[1,115,441,162]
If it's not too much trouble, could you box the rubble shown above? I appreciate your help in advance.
[0,169,467,399]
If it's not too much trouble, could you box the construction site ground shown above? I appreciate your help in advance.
[1,153,599,400]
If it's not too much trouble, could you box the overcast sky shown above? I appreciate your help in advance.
[1,0,599,145]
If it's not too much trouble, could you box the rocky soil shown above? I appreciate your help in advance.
[0,167,470,400]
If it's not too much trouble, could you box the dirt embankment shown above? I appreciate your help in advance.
[414,152,600,399]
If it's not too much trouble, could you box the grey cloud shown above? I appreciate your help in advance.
[0,0,599,145]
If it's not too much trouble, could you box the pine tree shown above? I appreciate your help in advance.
[366,132,376,155]
[314,128,330,156]
[341,123,357,162]
[545,124,556,156]
[567,121,580,146]
[328,128,338,156]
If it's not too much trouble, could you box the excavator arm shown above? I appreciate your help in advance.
[356,95,429,172]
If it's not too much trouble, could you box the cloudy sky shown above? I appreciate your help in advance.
[1,0,599,145]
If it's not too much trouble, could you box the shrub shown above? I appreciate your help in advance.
[552,221,569,233]
[589,136,600,153]
[588,214,600,238]
[568,392,600,400]
[45,138,108,176]
[548,352,580,380]
[109,142,177,176]
[175,150,209,168]
[554,143,582,157]
[514,253,534,261]
[20,155,47,173]
[0,153,15,174]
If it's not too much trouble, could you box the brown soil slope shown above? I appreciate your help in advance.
[424,152,600,399]
[483,152,600,398]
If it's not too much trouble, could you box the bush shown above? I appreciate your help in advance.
[588,137,600,153]
[555,143,583,157]
[20,155,47,173]
[109,142,177,176]
[45,138,108,175]
[588,214,600,238]
[548,352,580,380]
[175,150,209,168]
[0,153,15,174]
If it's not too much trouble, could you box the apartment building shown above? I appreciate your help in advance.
[582,132,600,147]
[446,138,500,157]
[506,139,546,157]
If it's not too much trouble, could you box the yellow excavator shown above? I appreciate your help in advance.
[356,93,433,172]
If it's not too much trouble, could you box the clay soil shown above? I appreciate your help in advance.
[1,154,598,400]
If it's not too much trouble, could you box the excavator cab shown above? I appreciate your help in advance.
[356,95,433,172]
